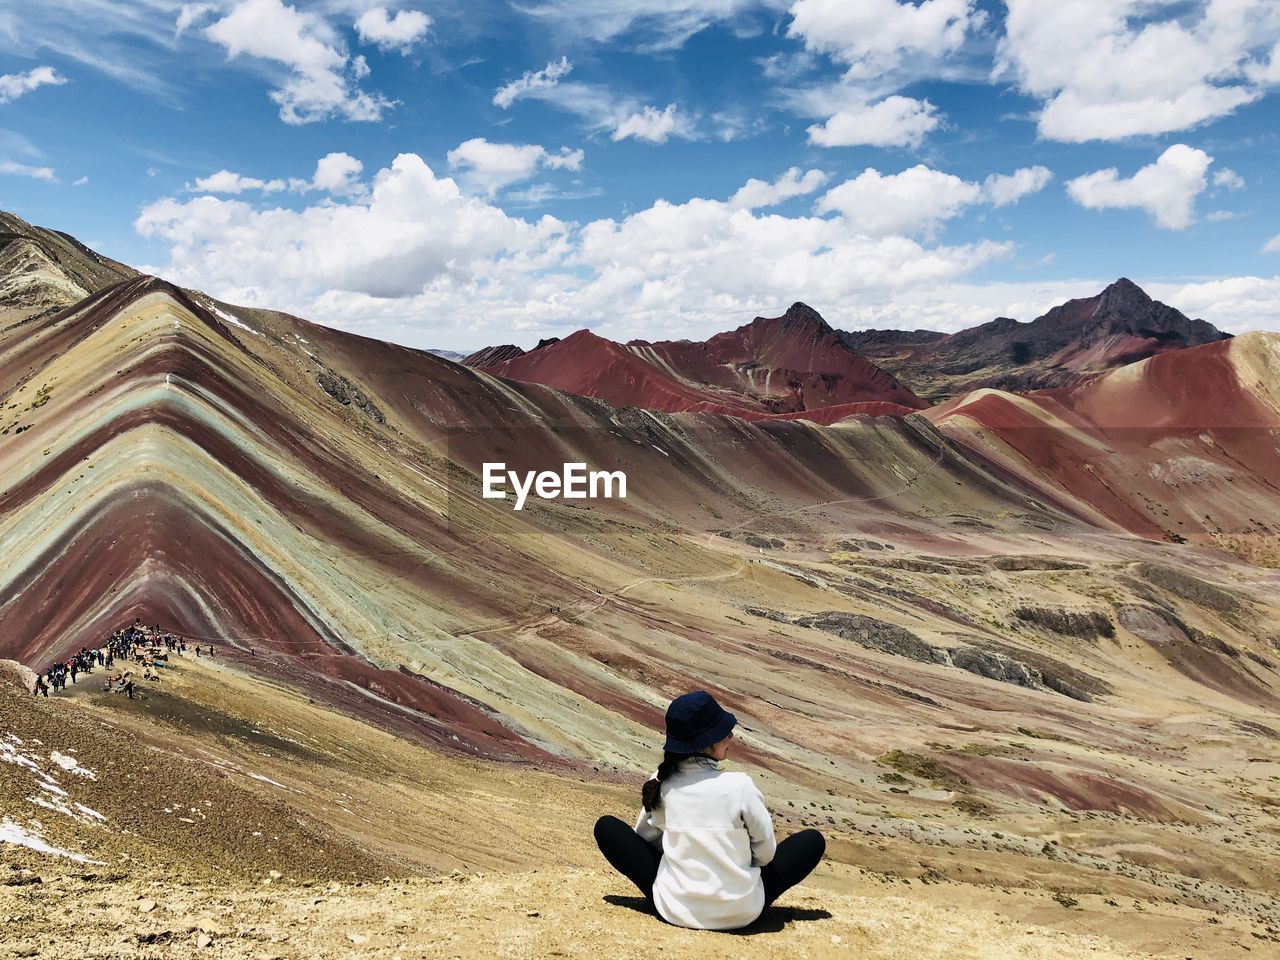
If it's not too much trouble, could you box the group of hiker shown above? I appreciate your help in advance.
[33,619,216,700]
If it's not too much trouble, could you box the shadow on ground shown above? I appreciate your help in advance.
[603,895,832,933]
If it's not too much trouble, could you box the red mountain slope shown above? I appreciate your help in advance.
[466,303,925,420]
[930,333,1280,542]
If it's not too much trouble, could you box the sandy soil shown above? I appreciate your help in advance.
[0,864,1174,960]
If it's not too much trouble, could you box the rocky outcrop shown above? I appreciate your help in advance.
[317,372,385,423]
[748,608,1094,699]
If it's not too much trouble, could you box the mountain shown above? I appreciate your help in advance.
[426,348,466,362]
[465,303,927,420]
[929,331,1280,551]
[0,211,136,324]
[4,213,1280,955]
[843,278,1231,401]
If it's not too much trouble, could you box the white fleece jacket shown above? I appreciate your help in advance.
[634,756,777,930]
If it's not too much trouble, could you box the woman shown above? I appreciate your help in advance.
[594,690,825,930]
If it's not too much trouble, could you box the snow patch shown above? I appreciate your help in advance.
[0,818,103,864]
[50,751,96,779]
[204,298,260,336]
[249,772,287,788]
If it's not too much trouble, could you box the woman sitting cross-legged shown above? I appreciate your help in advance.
[594,690,825,930]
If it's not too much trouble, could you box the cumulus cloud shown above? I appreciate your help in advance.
[447,138,584,197]
[611,104,690,143]
[817,166,980,237]
[355,6,431,53]
[1213,167,1245,191]
[729,167,827,210]
[204,0,393,124]
[982,165,1053,207]
[493,56,573,109]
[189,170,288,194]
[787,0,978,79]
[187,152,365,196]
[805,95,939,148]
[995,0,1280,142]
[786,1,981,148]
[310,151,364,195]
[136,152,1017,347]
[136,153,566,303]
[1263,234,1280,254]
[1147,275,1280,333]
[816,163,1048,237]
[0,65,67,104]
[0,160,56,181]
[1065,144,1213,230]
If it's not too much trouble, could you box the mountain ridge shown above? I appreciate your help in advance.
[843,278,1231,401]
[467,301,928,420]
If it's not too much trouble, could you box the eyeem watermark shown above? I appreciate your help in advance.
[483,462,627,511]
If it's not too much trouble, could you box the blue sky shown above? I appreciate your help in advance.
[1,0,1279,350]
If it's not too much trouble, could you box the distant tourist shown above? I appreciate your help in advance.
[594,690,824,930]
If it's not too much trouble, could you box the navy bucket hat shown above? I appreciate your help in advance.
[664,690,737,753]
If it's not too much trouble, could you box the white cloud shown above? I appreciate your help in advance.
[136,153,567,304]
[787,0,978,79]
[189,170,288,194]
[805,95,939,148]
[816,165,979,237]
[504,182,604,206]
[515,0,785,49]
[544,147,585,170]
[0,160,55,181]
[0,2,179,99]
[995,0,1280,142]
[1263,234,1280,254]
[205,0,393,124]
[1213,167,1245,190]
[1146,275,1280,332]
[310,151,364,195]
[1065,144,1213,230]
[355,6,431,53]
[729,167,827,210]
[0,65,67,103]
[447,138,583,197]
[494,57,695,143]
[187,152,365,197]
[493,57,573,109]
[175,3,216,36]
[73,175,89,187]
[982,165,1053,207]
[611,104,688,143]
[785,1,981,149]
[813,163,1049,238]
[136,152,1014,349]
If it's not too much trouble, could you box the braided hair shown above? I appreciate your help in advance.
[642,751,698,811]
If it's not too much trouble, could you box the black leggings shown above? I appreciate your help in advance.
[594,815,825,913]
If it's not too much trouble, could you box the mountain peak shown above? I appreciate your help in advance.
[1096,277,1154,312]
[778,301,831,331]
